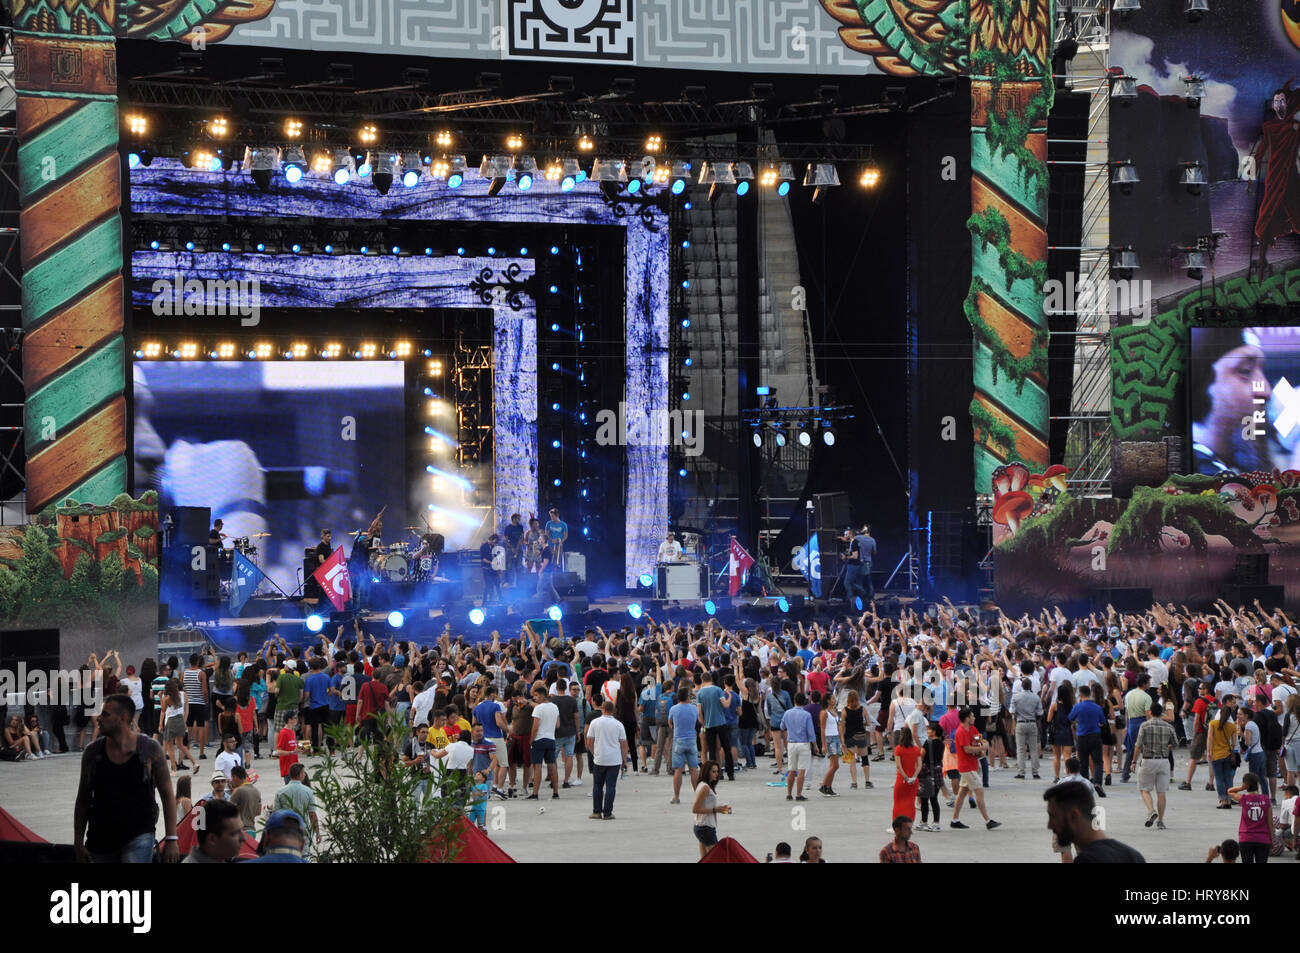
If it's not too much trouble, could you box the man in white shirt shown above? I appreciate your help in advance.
[410,681,437,729]
[1143,649,1169,692]
[429,729,476,793]
[586,700,629,819]
[575,632,600,659]
[1271,673,1297,715]
[528,684,561,800]
[657,532,683,563]
[214,733,243,780]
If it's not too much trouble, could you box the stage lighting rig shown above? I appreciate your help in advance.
[283,117,303,139]
[358,123,378,145]
[1179,160,1206,195]
[1179,246,1208,280]
[447,155,467,189]
[669,160,692,195]
[371,152,397,194]
[480,154,511,196]
[803,162,840,205]
[331,148,354,184]
[401,152,423,187]
[1111,74,1138,106]
[733,162,755,197]
[1113,0,1139,16]
[282,145,306,185]
[1185,0,1208,23]
[1110,245,1140,281]
[1110,159,1139,195]
[577,133,595,153]
[760,162,795,196]
[1183,75,1205,108]
[126,113,148,136]
[645,133,663,153]
[207,116,228,138]
[244,146,279,191]
[859,161,881,189]
[505,132,525,152]
[513,155,538,191]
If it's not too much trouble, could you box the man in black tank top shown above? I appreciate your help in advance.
[75,693,179,863]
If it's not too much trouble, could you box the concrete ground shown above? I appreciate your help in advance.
[0,742,1289,863]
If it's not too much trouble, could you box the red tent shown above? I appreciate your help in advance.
[425,816,516,863]
[0,804,45,843]
[699,837,759,863]
[174,804,260,860]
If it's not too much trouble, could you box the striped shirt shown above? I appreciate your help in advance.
[1136,717,1176,759]
[183,667,207,704]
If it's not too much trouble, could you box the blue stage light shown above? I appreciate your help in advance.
[469,608,485,625]
[628,603,643,620]
[671,178,686,195]
[402,169,420,188]
[448,171,463,188]
[627,178,642,194]
[128,153,141,169]
[284,164,303,185]
[387,610,405,628]
[705,600,717,616]
[736,181,750,197]
[551,246,560,255]
[778,181,791,197]
[638,573,654,588]
[334,167,350,185]
[306,614,324,633]
[777,597,790,613]
[547,604,563,621]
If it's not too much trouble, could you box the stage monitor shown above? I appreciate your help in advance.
[135,361,407,596]
[1189,327,1300,477]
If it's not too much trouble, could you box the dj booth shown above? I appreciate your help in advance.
[656,562,707,600]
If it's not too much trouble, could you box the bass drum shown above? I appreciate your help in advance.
[380,554,408,582]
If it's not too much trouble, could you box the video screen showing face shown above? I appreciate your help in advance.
[135,361,407,594]
[1190,327,1300,477]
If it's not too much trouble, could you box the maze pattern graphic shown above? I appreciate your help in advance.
[1110,266,1300,441]
[221,0,882,73]
[509,0,634,61]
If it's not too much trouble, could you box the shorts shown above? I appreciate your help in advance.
[507,735,531,768]
[305,707,327,726]
[530,738,557,764]
[1283,742,1300,773]
[1137,759,1170,793]
[489,737,508,765]
[1190,733,1207,762]
[163,713,186,741]
[186,706,207,727]
[555,735,576,758]
[672,739,700,770]
[957,770,983,792]
[639,720,657,745]
[694,824,719,847]
[845,732,869,751]
[825,736,843,757]
[787,741,812,775]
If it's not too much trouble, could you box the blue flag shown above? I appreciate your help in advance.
[793,534,822,598]
[230,551,268,617]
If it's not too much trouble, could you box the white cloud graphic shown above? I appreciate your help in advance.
[1111,30,1238,119]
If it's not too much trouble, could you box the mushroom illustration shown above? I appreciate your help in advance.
[1281,470,1300,489]
[992,490,1034,534]
[991,465,1011,498]
[1005,462,1030,493]
[1042,464,1069,492]
[1251,485,1278,517]
[1158,527,1190,552]
[1026,473,1045,496]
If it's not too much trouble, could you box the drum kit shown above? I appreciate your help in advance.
[350,526,438,583]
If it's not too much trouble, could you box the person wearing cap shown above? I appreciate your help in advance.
[247,809,309,863]
[1134,701,1176,830]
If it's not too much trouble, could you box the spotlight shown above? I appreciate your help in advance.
[207,116,229,138]
[822,428,836,447]
[797,427,812,447]
[481,154,510,196]
[774,426,787,448]
[577,133,595,153]
[547,604,563,621]
[1111,74,1138,106]
[1182,248,1208,280]
[402,152,423,187]
[305,614,324,633]
[638,572,654,588]
[505,133,525,151]
[1185,0,1208,22]
[733,162,755,197]
[645,134,663,153]
[446,155,467,188]
[371,152,396,194]
[704,599,717,616]
[669,160,691,195]
[627,176,642,194]
[1111,246,1139,280]
[435,129,454,148]
[283,118,303,139]
[513,155,538,191]
[545,158,563,182]
[1111,160,1139,195]
[1113,0,1140,15]
[859,162,882,189]
[244,146,279,191]
[1180,161,1206,195]
[469,608,485,626]
[311,151,332,176]
[777,597,790,613]
[282,145,305,185]
[752,430,763,448]
[591,157,628,185]
[628,603,643,620]
[359,123,378,145]
[804,163,841,204]
[1183,76,1205,108]
[332,148,354,184]
[559,157,581,191]
[430,156,451,179]
[125,113,148,136]
[387,610,405,629]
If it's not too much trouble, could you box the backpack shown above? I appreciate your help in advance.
[1255,707,1283,751]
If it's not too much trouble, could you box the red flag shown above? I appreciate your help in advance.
[312,546,351,612]
[728,537,755,597]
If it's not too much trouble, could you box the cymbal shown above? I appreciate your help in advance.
[347,530,361,535]
[405,526,421,530]
[249,532,272,537]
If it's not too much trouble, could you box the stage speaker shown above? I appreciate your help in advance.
[815,530,844,590]
[1231,553,1269,586]
[814,492,851,532]
[561,596,589,616]
[169,506,211,545]
[554,572,585,596]
[1090,587,1153,612]
[191,565,220,600]
[1220,583,1284,609]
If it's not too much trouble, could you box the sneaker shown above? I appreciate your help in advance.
[1145,811,1157,828]
[986,819,1001,830]
[1205,783,1215,791]
[945,798,955,808]
[1013,773,1025,780]
[795,795,808,801]
[603,814,615,820]
[1178,782,1192,791]
[823,788,839,797]
[1156,820,1166,830]
[589,812,603,819]
[864,781,874,789]
[950,820,969,829]
[930,823,942,832]
[1053,777,1059,784]
[1103,775,1111,785]
[786,794,793,801]
[551,792,559,800]
[1032,774,1041,779]
[571,777,583,786]
[525,794,538,800]
[562,781,572,789]
[669,798,680,804]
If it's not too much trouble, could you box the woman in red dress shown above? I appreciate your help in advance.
[891,725,923,829]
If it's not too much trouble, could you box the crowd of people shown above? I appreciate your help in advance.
[7,595,1300,863]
